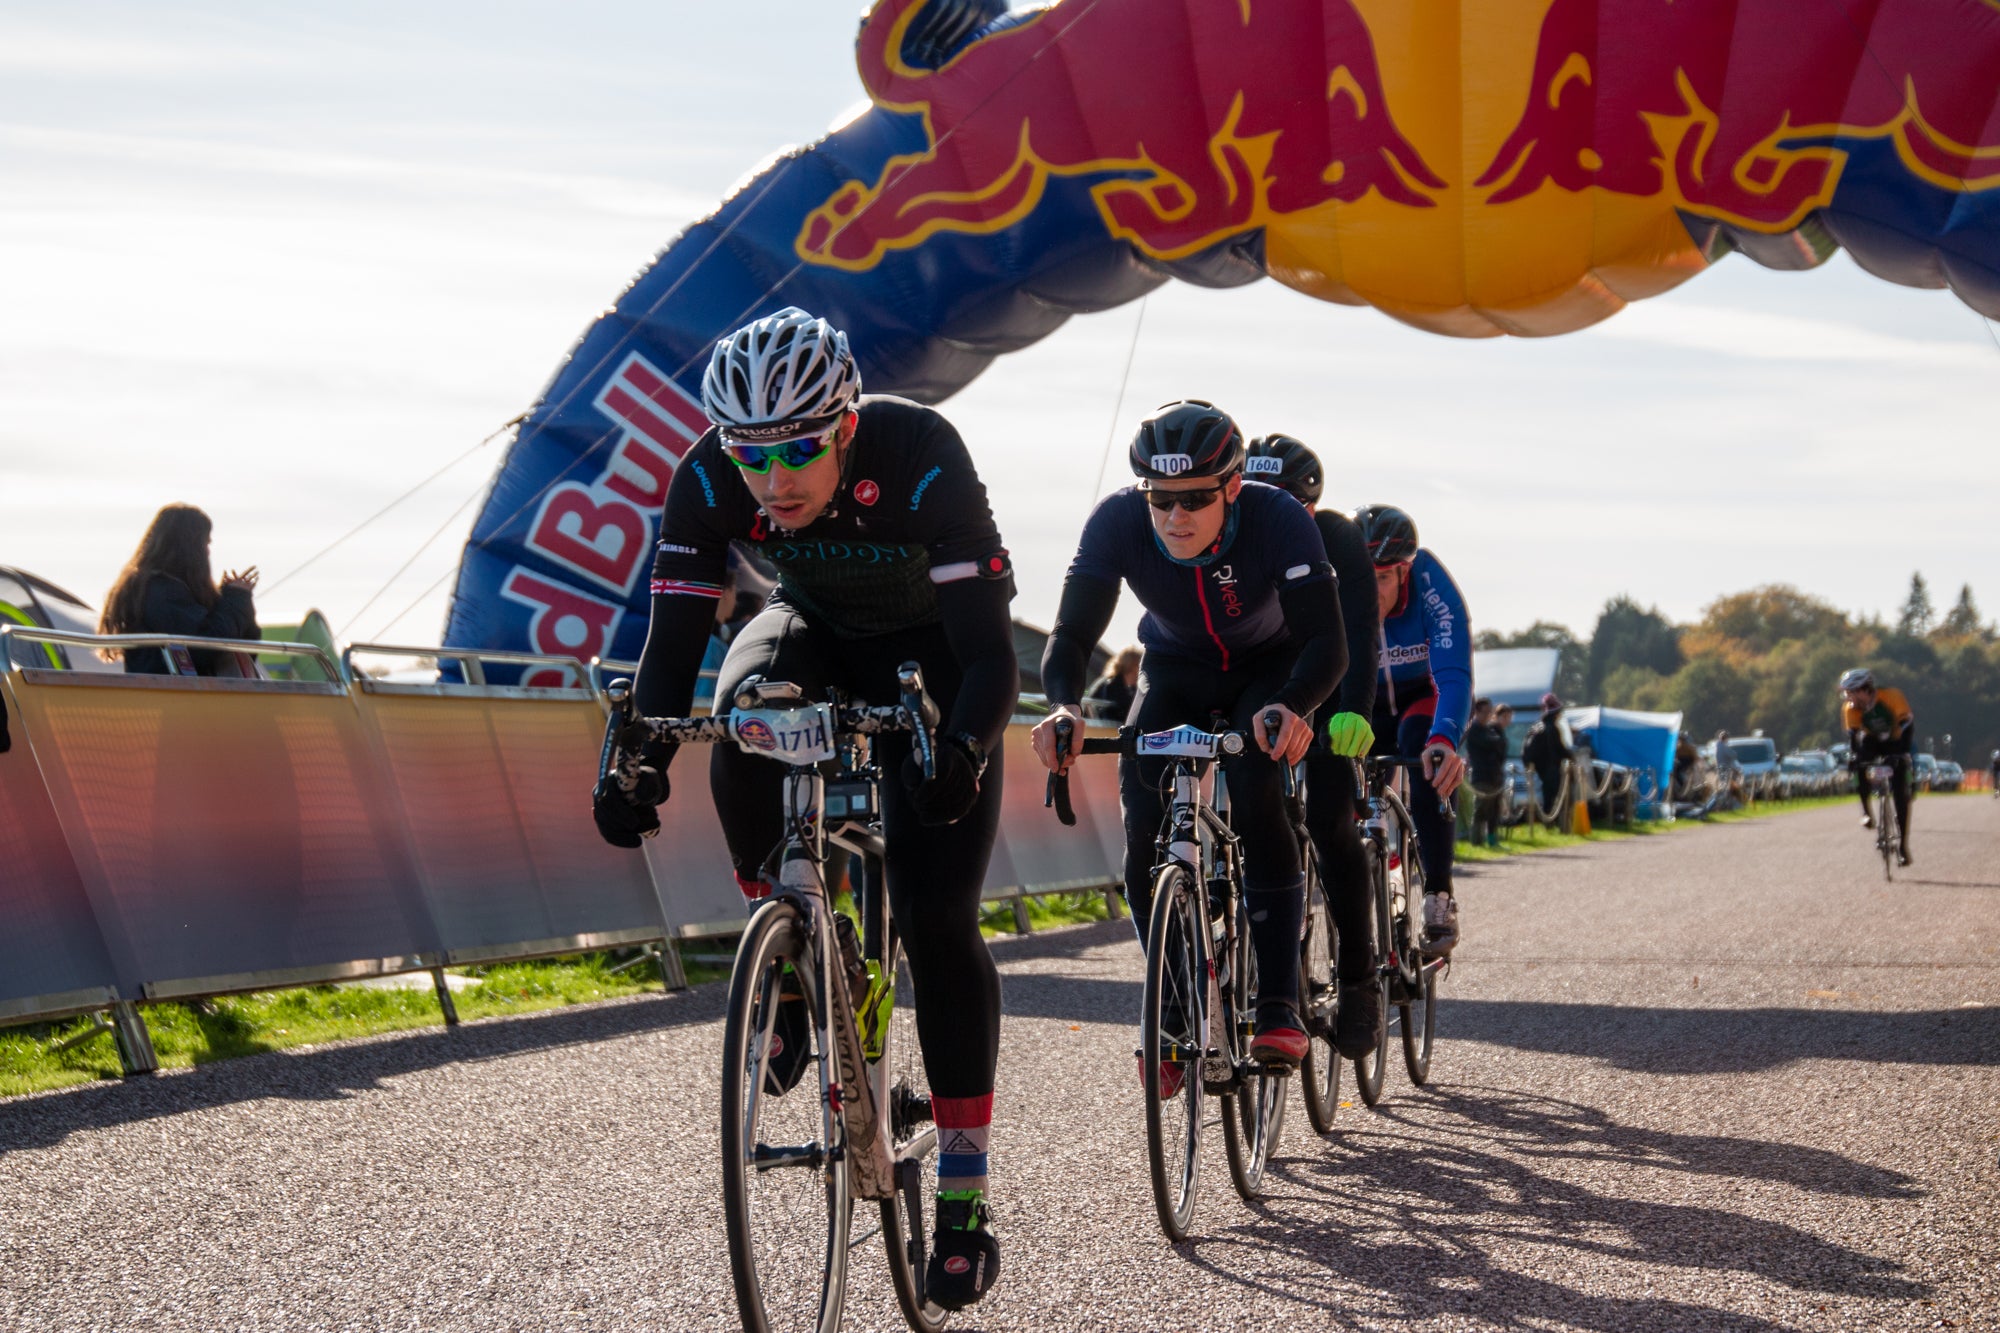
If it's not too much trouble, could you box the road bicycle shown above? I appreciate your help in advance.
[1351,755,1445,1105]
[1046,714,1290,1241]
[1861,753,1907,882]
[600,667,946,1333]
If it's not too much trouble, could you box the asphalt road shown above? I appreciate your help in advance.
[4,798,1997,1332]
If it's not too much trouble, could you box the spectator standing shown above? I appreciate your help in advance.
[1521,693,1573,824]
[99,504,259,676]
[1673,730,1701,799]
[1083,644,1141,722]
[1463,697,1508,847]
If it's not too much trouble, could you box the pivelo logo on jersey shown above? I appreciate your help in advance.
[908,465,944,510]
[1210,563,1244,617]
[853,479,880,506]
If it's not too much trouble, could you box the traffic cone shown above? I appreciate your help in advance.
[1572,801,1591,836]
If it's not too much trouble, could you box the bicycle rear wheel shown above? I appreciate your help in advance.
[1298,876,1342,1134]
[1142,864,1205,1241]
[721,901,850,1333]
[1222,900,1285,1199]
[874,933,947,1333]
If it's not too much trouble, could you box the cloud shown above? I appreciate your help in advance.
[1590,300,1993,370]
[0,123,711,220]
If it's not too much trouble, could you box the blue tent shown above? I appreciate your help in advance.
[1567,706,1684,818]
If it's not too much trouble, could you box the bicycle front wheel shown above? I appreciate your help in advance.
[1222,897,1284,1199]
[1141,863,1205,1241]
[1354,847,1392,1108]
[1298,876,1342,1134]
[875,934,947,1333]
[1877,786,1897,882]
[721,901,851,1333]
[1396,826,1436,1087]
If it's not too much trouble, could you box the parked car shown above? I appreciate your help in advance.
[1701,735,1782,798]
[1780,749,1844,797]
[1936,760,1964,792]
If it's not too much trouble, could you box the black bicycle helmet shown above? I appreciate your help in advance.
[1128,399,1244,482]
[1244,433,1323,505]
[1354,504,1419,565]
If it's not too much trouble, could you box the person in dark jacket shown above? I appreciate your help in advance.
[99,504,259,676]
[1243,434,1385,1058]
[1521,693,1573,820]
[1083,644,1142,721]
[1463,697,1509,847]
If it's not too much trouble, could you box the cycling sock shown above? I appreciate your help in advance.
[1245,878,1305,1021]
[933,1093,991,1196]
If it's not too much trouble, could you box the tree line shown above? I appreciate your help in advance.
[1478,575,2000,762]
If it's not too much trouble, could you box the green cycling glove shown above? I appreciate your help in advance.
[1324,712,1375,757]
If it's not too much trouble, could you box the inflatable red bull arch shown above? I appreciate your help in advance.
[444,0,2000,676]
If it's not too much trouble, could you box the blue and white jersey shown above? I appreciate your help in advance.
[1378,548,1472,747]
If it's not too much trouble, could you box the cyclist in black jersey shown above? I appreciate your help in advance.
[1031,401,1348,1070]
[1244,435,1385,1058]
[595,307,1015,1312]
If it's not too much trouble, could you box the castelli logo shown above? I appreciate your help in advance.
[944,1257,970,1275]
[853,479,880,506]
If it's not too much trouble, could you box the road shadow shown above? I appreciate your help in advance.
[1444,998,2000,1073]
[0,985,727,1156]
[1173,1083,1924,1331]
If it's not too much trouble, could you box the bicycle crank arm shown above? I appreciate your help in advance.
[752,1143,828,1173]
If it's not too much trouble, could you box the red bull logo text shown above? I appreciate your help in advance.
[507,353,708,684]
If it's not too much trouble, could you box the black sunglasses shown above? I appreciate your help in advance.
[1142,482,1228,513]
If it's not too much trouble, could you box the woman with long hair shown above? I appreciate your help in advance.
[99,503,260,675]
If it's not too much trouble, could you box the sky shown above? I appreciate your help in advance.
[4,1,1997,657]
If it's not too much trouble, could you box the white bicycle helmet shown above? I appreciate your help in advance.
[1839,667,1874,692]
[701,307,861,442]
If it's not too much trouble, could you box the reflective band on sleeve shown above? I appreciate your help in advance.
[650,579,723,598]
[929,561,978,584]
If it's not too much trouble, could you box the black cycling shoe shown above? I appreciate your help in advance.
[761,968,812,1096]
[1898,847,1912,867]
[1334,980,1384,1060]
[927,1191,1000,1311]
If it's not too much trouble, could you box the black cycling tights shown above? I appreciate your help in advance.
[1852,738,1913,846]
[1119,649,1304,1014]
[710,602,1003,1100]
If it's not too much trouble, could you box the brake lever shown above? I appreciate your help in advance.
[1046,715,1077,826]
[896,661,938,781]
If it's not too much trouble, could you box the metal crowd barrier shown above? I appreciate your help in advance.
[0,629,1126,1074]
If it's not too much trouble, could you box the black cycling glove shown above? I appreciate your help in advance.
[592,760,667,849]
[901,734,982,827]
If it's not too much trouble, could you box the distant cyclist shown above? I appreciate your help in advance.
[1840,667,1914,866]
[1990,749,1999,797]
[1355,505,1471,955]
[1031,402,1347,1070]
[597,307,1015,1310]
[1243,433,1385,1058]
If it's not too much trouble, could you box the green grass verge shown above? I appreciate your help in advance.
[980,888,1116,937]
[0,951,692,1100]
[1455,792,1860,863]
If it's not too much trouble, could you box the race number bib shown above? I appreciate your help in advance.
[732,704,836,765]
